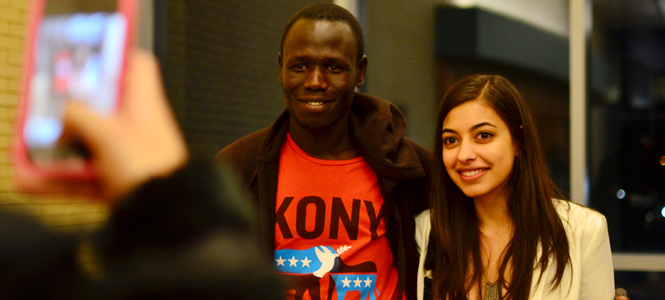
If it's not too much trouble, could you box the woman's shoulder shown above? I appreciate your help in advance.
[414,209,431,250]
[552,199,608,237]
[415,209,430,224]
[415,209,431,235]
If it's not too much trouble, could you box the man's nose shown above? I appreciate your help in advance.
[303,67,328,90]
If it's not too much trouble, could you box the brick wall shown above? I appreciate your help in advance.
[0,0,109,232]
[0,0,26,201]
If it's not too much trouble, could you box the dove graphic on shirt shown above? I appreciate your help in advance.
[275,245,379,300]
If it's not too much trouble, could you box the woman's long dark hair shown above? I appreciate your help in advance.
[430,75,570,300]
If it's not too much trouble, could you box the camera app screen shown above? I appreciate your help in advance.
[24,12,126,160]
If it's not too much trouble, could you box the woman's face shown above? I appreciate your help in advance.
[441,99,517,202]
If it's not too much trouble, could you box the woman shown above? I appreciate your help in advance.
[416,74,614,300]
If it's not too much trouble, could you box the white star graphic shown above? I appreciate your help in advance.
[364,277,372,287]
[353,277,362,287]
[341,276,351,288]
[301,256,312,268]
[288,256,299,267]
[275,256,286,266]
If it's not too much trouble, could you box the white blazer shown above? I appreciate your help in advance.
[415,199,615,300]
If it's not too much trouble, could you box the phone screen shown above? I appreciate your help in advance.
[23,0,125,164]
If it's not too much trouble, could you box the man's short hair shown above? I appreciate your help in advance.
[280,3,364,63]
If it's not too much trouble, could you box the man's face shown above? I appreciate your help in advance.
[279,19,366,132]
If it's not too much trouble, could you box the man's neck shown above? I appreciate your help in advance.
[288,117,360,160]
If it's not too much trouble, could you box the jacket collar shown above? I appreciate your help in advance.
[258,92,426,182]
[349,92,426,182]
[256,111,290,162]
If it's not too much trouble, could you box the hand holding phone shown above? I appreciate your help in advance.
[15,50,189,202]
[14,0,137,179]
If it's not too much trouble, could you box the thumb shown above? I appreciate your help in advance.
[62,100,111,157]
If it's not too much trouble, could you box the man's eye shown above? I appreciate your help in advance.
[292,64,305,70]
[329,64,340,71]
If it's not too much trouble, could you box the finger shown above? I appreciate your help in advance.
[62,100,111,157]
[121,50,171,120]
[117,50,186,156]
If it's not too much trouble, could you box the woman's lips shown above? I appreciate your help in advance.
[458,168,489,181]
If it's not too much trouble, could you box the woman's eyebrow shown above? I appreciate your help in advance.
[442,122,497,134]
[471,122,497,131]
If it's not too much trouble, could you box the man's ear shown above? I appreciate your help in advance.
[278,52,283,84]
[356,55,368,87]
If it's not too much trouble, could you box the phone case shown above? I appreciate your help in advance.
[12,0,138,180]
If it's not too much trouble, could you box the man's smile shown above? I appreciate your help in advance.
[296,97,335,112]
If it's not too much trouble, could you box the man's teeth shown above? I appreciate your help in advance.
[461,169,483,176]
[308,102,324,105]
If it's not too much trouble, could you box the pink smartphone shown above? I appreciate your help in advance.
[13,0,137,179]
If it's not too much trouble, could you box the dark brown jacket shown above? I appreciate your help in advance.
[214,92,432,300]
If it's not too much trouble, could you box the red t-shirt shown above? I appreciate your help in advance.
[274,133,400,300]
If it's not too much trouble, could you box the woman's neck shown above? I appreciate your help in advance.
[469,192,514,298]
[474,192,512,232]
[474,192,513,284]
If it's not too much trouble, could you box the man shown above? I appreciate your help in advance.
[214,3,431,300]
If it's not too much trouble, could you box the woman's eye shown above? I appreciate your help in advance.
[443,137,457,145]
[477,132,494,140]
